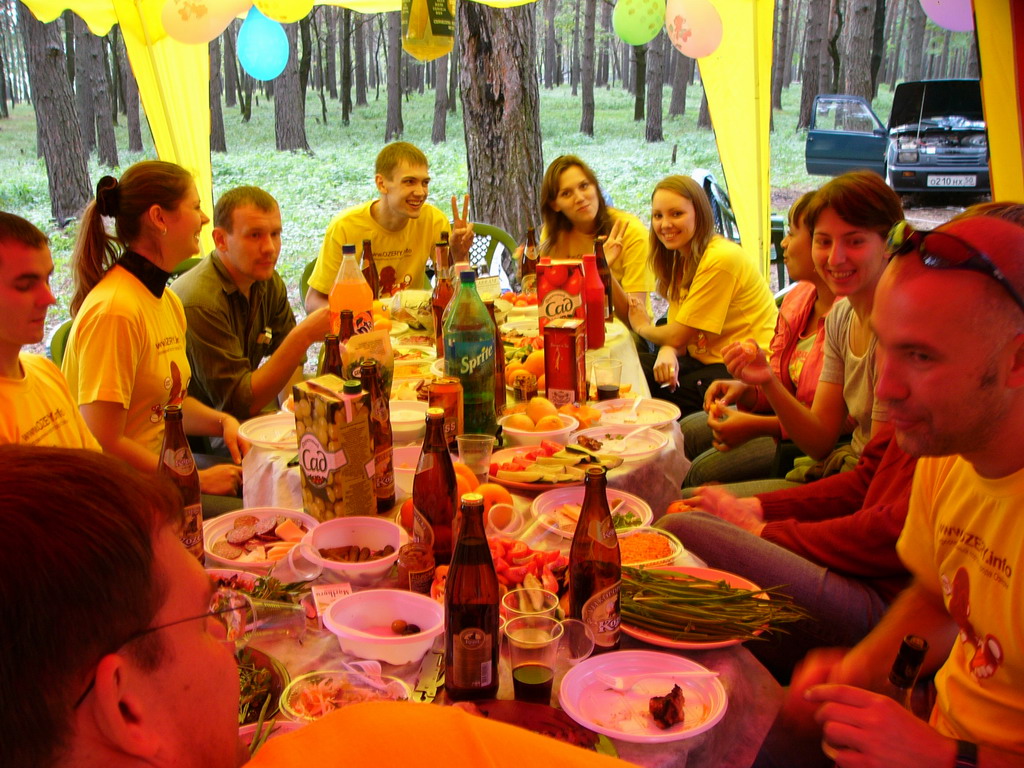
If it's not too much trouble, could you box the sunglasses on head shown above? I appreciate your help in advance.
[886,220,1024,315]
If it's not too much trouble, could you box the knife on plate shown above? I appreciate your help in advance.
[413,635,445,703]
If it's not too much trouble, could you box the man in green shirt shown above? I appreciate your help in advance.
[172,186,330,420]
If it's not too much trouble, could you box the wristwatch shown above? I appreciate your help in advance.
[954,740,978,768]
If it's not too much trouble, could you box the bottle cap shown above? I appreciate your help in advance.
[343,379,363,394]
[426,407,445,419]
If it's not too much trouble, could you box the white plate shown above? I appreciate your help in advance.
[531,487,652,538]
[500,319,541,339]
[571,425,669,462]
[392,345,435,362]
[203,507,317,573]
[592,398,681,430]
[388,321,410,336]
[238,412,297,451]
[558,650,728,743]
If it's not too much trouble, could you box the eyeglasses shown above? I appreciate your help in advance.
[72,587,250,709]
[887,220,1024,315]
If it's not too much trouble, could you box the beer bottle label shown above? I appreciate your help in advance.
[180,502,204,558]
[412,508,434,546]
[450,627,493,688]
[162,447,195,476]
[582,582,621,649]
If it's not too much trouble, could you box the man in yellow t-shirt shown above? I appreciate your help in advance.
[304,142,474,309]
[0,212,98,450]
[777,214,1024,767]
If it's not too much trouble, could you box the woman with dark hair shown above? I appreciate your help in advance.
[537,155,653,321]
[627,175,777,416]
[723,170,904,472]
[62,161,243,497]
[679,191,837,486]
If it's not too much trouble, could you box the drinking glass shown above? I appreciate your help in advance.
[500,587,559,620]
[591,359,623,401]
[504,615,564,704]
[456,433,496,485]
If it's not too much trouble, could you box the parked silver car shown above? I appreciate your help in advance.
[805,79,989,194]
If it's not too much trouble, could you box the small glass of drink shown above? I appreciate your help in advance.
[456,433,496,485]
[504,615,564,704]
[591,359,623,401]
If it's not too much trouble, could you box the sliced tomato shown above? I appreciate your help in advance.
[521,447,544,461]
[489,462,499,477]
[539,439,563,456]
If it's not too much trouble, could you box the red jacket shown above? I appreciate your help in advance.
[758,425,916,603]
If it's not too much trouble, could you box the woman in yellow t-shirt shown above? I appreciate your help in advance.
[62,161,243,496]
[628,175,777,416]
[537,155,653,323]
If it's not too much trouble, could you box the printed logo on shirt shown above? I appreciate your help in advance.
[21,408,70,445]
[942,567,1004,681]
[937,522,1013,584]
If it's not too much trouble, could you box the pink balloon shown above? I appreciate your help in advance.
[918,0,974,32]
[664,0,723,59]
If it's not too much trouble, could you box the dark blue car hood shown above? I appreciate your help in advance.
[889,79,984,131]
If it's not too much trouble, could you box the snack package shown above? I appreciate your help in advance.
[293,375,375,521]
[537,260,586,332]
[342,329,395,398]
[388,289,433,330]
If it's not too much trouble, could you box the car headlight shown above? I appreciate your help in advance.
[962,133,987,148]
[897,151,919,163]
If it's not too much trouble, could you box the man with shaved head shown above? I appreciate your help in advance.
[766,212,1024,767]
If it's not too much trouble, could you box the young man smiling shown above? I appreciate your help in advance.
[304,141,473,309]
[172,187,331,420]
[768,213,1024,767]
[0,212,98,448]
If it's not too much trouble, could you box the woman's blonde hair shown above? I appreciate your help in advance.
[648,175,717,304]
[70,160,193,317]
[538,155,612,256]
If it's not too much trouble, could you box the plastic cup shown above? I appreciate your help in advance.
[553,618,595,699]
[592,359,623,401]
[456,433,495,485]
[500,587,559,620]
[504,615,564,704]
[239,595,307,647]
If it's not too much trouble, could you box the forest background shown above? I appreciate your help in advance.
[0,0,983,352]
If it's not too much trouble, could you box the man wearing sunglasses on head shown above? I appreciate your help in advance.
[1,446,634,768]
[766,211,1024,768]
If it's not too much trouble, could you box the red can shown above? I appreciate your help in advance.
[543,318,587,408]
[428,377,464,450]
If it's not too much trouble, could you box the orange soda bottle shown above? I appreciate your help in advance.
[329,244,374,335]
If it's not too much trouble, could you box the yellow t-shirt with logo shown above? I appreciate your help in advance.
[62,266,191,455]
[0,354,99,449]
[668,236,777,364]
[309,200,451,298]
[897,454,1024,754]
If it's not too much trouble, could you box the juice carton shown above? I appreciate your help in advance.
[543,318,587,408]
[292,375,375,520]
[537,259,586,332]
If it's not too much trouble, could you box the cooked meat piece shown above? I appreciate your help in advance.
[649,684,684,730]
[577,435,603,451]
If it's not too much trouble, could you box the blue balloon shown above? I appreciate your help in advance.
[237,7,289,82]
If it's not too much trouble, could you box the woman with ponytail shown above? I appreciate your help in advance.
[62,161,243,496]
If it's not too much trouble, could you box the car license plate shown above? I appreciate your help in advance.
[927,175,977,188]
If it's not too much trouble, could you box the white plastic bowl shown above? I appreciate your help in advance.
[618,526,685,569]
[324,588,444,666]
[389,399,429,445]
[203,507,317,572]
[287,516,408,586]
[499,412,579,447]
[392,445,422,496]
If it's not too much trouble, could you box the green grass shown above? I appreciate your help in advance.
[2,77,865,339]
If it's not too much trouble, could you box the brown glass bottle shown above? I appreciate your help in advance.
[361,239,380,299]
[484,299,506,414]
[360,359,396,513]
[431,239,454,357]
[319,334,345,377]
[412,408,458,564]
[445,492,499,701]
[520,226,538,295]
[158,404,204,561]
[569,466,621,652]
[338,310,355,343]
[593,238,614,322]
[882,635,929,711]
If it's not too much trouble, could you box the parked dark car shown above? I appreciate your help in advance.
[805,79,989,195]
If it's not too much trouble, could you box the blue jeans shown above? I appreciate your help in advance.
[656,511,889,683]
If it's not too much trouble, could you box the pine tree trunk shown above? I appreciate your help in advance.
[668,49,690,116]
[579,0,595,135]
[697,88,712,129]
[645,32,664,142]
[570,0,580,95]
[868,0,885,96]
[223,23,237,108]
[62,10,75,84]
[115,32,142,151]
[904,0,926,81]
[797,0,829,129]
[354,13,368,105]
[209,38,226,152]
[0,37,7,118]
[432,54,448,143]
[341,9,352,123]
[88,32,117,167]
[368,17,379,94]
[385,12,403,140]
[325,8,337,99]
[632,44,646,121]
[73,16,95,154]
[544,0,557,89]
[597,0,611,87]
[771,0,790,110]
[19,3,90,224]
[841,0,873,99]
[275,23,310,152]
[459,1,541,279]
[448,27,458,113]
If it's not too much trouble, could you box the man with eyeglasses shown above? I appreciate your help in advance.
[765,214,1024,767]
[2,446,634,768]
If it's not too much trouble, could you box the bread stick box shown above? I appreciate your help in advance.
[293,375,375,520]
